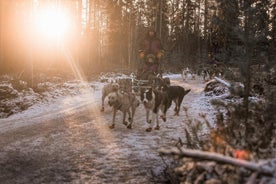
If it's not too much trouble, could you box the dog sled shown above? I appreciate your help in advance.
[101,53,169,95]
[130,73,170,94]
[112,72,169,96]
[130,53,170,93]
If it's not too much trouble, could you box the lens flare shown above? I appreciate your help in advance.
[34,7,70,39]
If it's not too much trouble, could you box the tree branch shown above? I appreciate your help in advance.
[159,148,275,176]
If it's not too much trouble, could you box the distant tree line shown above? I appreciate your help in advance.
[0,0,275,76]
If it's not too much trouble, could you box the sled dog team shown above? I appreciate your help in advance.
[101,79,191,132]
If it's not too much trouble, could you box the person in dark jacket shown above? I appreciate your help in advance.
[138,29,164,79]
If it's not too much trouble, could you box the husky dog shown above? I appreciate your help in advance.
[140,88,171,132]
[182,67,196,80]
[116,78,132,93]
[101,81,120,112]
[162,85,191,116]
[108,91,140,129]
[152,77,170,89]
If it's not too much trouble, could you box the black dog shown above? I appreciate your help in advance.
[140,88,171,132]
[162,85,191,116]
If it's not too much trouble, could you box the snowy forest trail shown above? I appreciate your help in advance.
[0,76,215,184]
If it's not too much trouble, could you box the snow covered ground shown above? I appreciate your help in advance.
[0,73,216,132]
[0,73,217,183]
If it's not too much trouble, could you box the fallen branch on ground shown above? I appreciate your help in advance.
[214,77,231,87]
[159,147,275,176]
[214,76,244,96]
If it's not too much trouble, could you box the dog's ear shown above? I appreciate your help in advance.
[161,77,170,86]
[162,84,169,91]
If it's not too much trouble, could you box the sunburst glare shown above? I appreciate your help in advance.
[34,6,70,40]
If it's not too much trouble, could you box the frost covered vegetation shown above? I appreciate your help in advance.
[0,71,275,183]
[160,69,276,183]
[0,74,96,118]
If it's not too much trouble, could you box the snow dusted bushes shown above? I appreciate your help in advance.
[0,74,93,119]
[210,98,275,159]
[204,80,229,97]
[0,83,18,101]
[0,76,41,118]
[160,82,276,183]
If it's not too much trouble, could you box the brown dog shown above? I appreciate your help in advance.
[108,91,140,129]
[116,78,132,93]
[101,81,119,112]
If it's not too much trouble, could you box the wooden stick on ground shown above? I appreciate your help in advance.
[159,148,275,176]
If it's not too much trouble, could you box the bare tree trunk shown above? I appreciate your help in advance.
[184,0,191,57]
[128,11,131,67]
[243,0,253,123]
[87,0,93,72]
[197,0,201,62]
[203,0,208,60]
[159,0,163,39]
[75,0,82,65]
[0,0,3,71]
[86,0,90,34]
[95,0,102,65]
[29,0,34,87]
[185,0,191,32]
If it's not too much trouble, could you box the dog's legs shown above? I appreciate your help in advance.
[101,92,106,112]
[128,111,132,122]
[145,109,153,132]
[109,108,117,129]
[154,111,160,130]
[153,107,160,130]
[160,105,167,122]
[146,110,151,124]
[177,89,190,115]
[145,109,160,131]
[127,107,135,129]
[174,98,179,116]
[176,95,184,116]
[173,99,177,113]
[161,101,171,122]
[122,111,129,127]
[174,98,180,116]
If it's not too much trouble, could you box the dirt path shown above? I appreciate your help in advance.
[0,77,215,184]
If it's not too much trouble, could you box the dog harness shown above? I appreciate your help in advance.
[113,100,122,110]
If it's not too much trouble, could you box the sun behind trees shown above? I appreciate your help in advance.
[0,0,275,183]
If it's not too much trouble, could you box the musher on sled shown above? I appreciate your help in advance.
[137,29,164,80]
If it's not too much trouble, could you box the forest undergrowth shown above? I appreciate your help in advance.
[160,65,276,184]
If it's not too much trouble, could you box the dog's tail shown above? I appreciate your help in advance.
[178,89,191,106]
[185,89,191,96]
[179,89,191,104]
